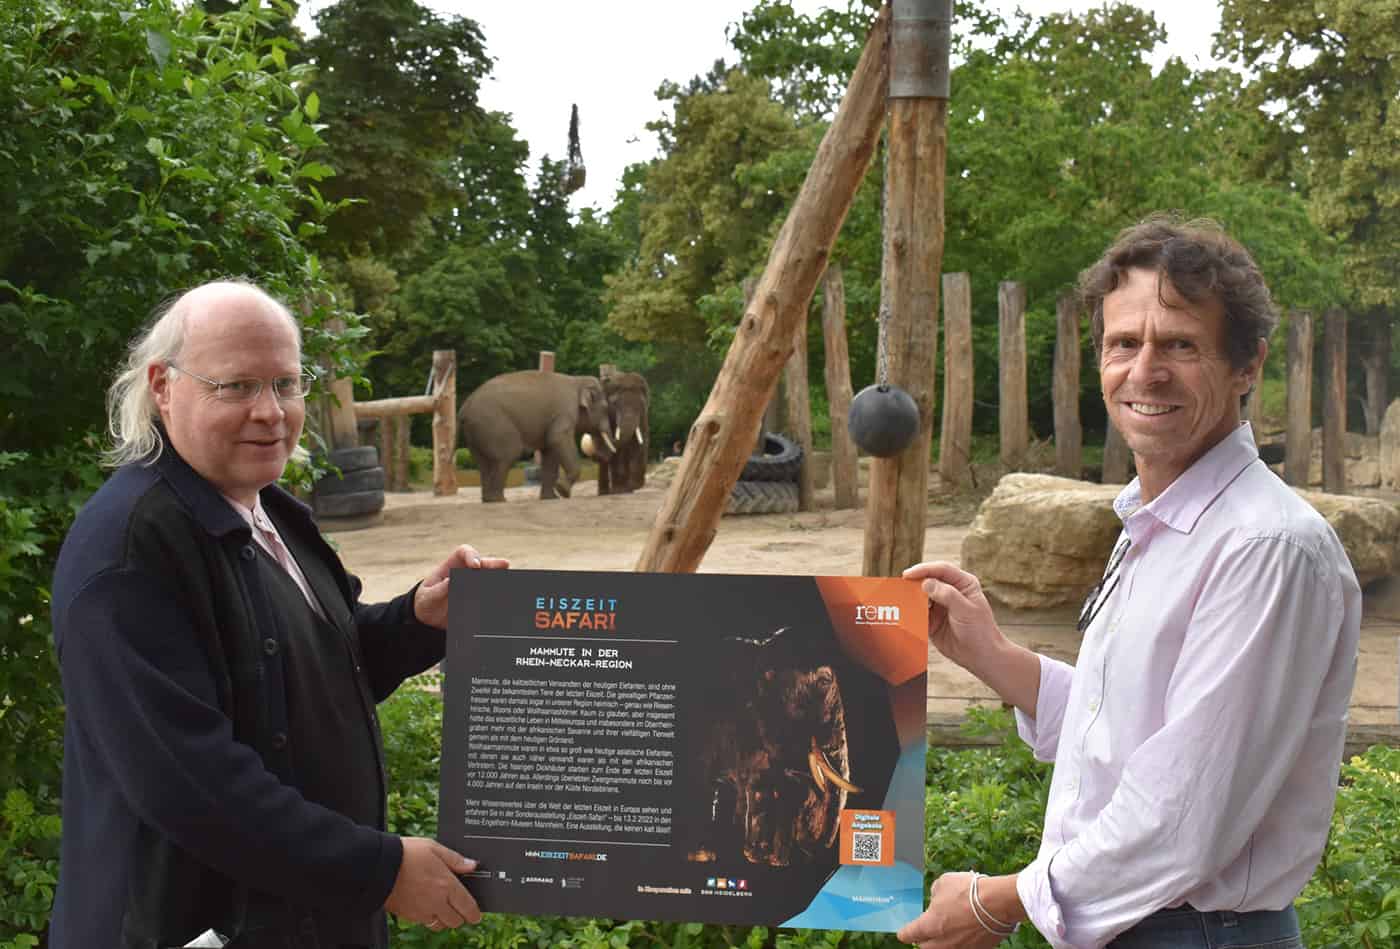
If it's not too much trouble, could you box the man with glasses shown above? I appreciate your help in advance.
[897,216,1360,948]
[51,280,505,947]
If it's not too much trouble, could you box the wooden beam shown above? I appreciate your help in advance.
[1285,309,1313,486]
[635,5,891,574]
[1053,293,1082,479]
[821,264,859,509]
[863,95,947,577]
[432,349,457,496]
[354,394,438,418]
[1323,307,1347,493]
[938,272,973,487]
[1103,422,1132,484]
[784,312,815,511]
[323,318,359,450]
[998,280,1028,470]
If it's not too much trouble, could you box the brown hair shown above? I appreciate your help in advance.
[1078,213,1279,371]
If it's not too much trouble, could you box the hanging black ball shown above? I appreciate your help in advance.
[848,383,919,457]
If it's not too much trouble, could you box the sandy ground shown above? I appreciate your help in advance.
[329,473,1400,729]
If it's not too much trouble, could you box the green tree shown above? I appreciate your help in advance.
[0,0,356,939]
[1217,0,1399,430]
[604,69,809,348]
[303,0,489,257]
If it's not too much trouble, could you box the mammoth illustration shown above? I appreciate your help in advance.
[585,371,649,495]
[687,628,859,867]
[458,370,616,502]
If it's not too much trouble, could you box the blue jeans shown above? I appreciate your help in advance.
[1108,905,1303,948]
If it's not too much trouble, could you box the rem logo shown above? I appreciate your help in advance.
[855,604,900,625]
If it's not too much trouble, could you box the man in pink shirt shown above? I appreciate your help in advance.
[898,215,1361,948]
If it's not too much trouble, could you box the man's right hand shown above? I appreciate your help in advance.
[902,561,1002,670]
[384,837,482,930]
[903,561,1042,718]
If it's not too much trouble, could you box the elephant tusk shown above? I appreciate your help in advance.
[614,426,621,442]
[601,431,617,454]
[580,433,596,458]
[635,429,644,447]
[813,740,861,794]
[808,744,827,793]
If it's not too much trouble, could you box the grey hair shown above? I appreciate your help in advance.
[103,279,303,468]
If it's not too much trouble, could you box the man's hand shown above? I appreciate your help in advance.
[413,544,509,629]
[901,561,1002,670]
[384,837,482,930]
[898,872,1020,948]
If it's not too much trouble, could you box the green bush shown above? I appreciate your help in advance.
[1298,746,1400,948]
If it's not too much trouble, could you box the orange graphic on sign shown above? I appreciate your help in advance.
[839,809,895,866]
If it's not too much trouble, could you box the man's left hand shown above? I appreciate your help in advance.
[413,544,509,629]
[898,872,1021,948]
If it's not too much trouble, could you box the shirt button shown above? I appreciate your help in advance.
[1088,698,1100,713]
[271,731,288,750]
[263,638,279,656]
[240,545,256,562]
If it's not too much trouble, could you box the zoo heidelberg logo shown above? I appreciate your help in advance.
[854,604,901,627]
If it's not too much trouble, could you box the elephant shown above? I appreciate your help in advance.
[590,371,649,495]
[458,370,616,502]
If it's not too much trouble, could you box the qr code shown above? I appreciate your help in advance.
[851,831,882,862]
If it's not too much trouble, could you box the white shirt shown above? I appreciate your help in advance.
[1014,424,1361,948]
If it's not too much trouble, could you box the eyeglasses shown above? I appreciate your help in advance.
[168,363,316,403]
[1077,536,1131,634]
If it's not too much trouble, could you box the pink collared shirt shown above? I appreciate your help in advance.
[223,494,326,620]
[1014,424,1361,948]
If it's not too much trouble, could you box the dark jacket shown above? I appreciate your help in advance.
[50,444,445,948]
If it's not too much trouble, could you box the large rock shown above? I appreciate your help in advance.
[963,473,1400,609]
[1381,399,1400,490]
[961,474,1122,609]
[1297,489,1400,586]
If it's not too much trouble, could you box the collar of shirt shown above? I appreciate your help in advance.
[222,493,325,619]
[1113,422,1260,542]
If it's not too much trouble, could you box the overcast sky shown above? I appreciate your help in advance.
[297,1,1229,213]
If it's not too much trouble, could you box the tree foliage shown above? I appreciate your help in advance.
[1,3,354,936]
[1218,0,1400,313]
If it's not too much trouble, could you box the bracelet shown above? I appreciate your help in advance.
[968,872,1018,938]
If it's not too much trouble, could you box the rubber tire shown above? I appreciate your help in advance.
[313,489,385,519]
[327,446,378,472]
[742,432,803,482]
[314,466,385,496]
[726,480,800,515]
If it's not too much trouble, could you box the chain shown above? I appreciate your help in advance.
[876,123,891,389]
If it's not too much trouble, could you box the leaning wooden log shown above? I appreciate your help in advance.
[636,4,890,573]
[784,315,815,511]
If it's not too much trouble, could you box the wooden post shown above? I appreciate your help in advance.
[1284,309,1313,486]
[538,351,555,374]
[998,280,1028,470]
[821,264,859,509]
[748,277,782,449]
[1053,293,1082,479]
[324,318,359,451]
[635,4,890,574]
[1103,423,1132,483]
[1362,315,1390,435]
[376,419,398,491]
[938,272,973,486]
[432,349,457,496]
[392,418,410,490]
[862,0,949,578]
[784,315,815,511]
[1323,308,1347,493]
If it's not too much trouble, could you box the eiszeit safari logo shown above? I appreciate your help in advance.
[533,594,618,631]
[855,604,900,626]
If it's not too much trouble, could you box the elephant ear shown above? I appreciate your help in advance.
[579,380,601,410]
